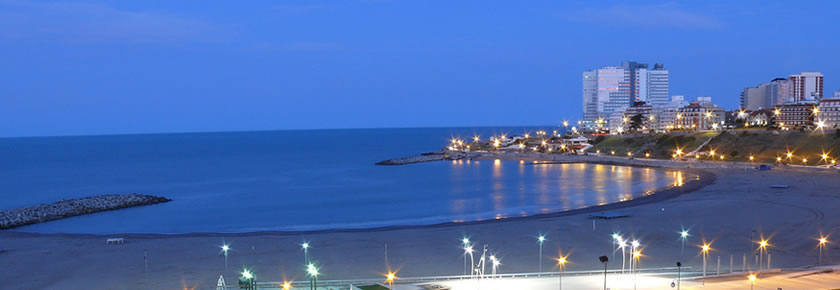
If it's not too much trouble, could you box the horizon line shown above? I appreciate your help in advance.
[0,124,568,140]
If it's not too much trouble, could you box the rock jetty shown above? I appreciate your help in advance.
[376,152,464,165]
[0,194,171,230]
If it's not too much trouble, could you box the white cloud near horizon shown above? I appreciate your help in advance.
[0,0,228,43]
[563,2,724,30]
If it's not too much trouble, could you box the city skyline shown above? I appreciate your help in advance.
[2,1,840,137]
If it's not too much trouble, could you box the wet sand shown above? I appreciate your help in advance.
[1,161,838,289]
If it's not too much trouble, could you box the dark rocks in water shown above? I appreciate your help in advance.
[0,194,171,230]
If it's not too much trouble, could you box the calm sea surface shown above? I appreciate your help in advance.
[0,128,687,234]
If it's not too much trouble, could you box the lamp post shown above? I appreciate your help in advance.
[464,245,475,277]
[748,274,757,290]
[490,255,500,278]
[386,271,396,289]
[701,244,711,278]
[220,244,230,277]
[758,239,768,271]
[617,239,627,273]
[633,251,642,290]
[306,263,319,290]
[302,242,310,265]
[630,240,640,272]
[538,235,546,272]
[819,237,828,265]
[599,256,609,290]
[556,256,567,290]
[679,230,689,261]
[240,269,256,290]
[461,237,470,275]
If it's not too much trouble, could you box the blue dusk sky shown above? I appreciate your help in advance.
[1,0,839,137]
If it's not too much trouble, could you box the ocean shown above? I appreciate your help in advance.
[0,128,685,234]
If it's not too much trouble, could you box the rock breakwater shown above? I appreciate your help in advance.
[376,152,465,165]
[0,194,171,230]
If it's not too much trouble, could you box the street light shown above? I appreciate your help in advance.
[538,235,547,272]
[757,239,769,271]
[748,274,757,290]
[679,230,689,261]
[282,281,292,290]
[385,271,397,289]
[306,263,319,290]
[701,243,711,278]
[490,255,501,277]
[464,245,475,277]
[819,237,829,265]
[556,255,568,290]
[630,240,640,272]
[461,237,471,275]
[240,269,256,290]
[220,243,230,276]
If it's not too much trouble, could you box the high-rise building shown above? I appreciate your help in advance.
[740,78,793,110]
[582,70,599,125]
[635,64,669,106]
[741,84,772,110]
[789,72,824,102]
[581,61,668,129]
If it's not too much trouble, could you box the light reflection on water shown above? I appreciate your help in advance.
[448,161,689,222]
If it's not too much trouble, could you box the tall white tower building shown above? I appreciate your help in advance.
[789,72,824,102]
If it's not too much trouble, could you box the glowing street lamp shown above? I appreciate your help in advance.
[385,271,397,289]
[490,255,501,277]
[301,242,310,265]
[537,235,546,272]
[220,243,230,276]
[556,255,568,290]
[802,158,808,165]
[817,120,826,130]
[306,263,319,290]
[757,239,769,271]
[749,155,755,162]
[819,237,829,265]
[241,269,256,289]
[461,237,471,275]
[748,274,757,290]
[282,281,292,290]
[701,243,711,278]
[679,230,689,260]
[473,136,480,142]
[630,240,640,272]
[464,245,475,277]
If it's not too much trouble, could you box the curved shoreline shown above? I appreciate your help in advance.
[4,160,715,238]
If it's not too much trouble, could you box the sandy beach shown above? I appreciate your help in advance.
[1,159,839,289]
